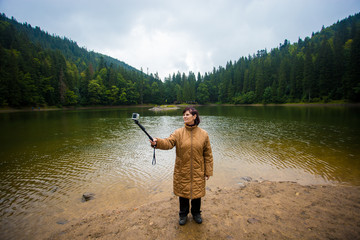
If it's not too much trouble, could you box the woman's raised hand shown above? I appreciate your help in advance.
[150,138,158,147]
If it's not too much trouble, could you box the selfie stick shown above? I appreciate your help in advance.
[132,113,156,165]
[134,120,153,141]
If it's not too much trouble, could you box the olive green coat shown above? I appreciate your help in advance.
[156,124,213,199]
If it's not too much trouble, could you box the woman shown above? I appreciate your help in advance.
[150,107,213,225]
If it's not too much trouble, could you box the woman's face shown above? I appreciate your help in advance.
[183,111,196,125]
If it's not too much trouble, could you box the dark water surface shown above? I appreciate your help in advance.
[0,105,359,239]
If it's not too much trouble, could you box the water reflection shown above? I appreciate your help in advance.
[0,106,359,239]
[200,106,360,185]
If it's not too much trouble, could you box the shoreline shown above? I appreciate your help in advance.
[46,180,360,240]
[1,103,359,113]
[0,104,156,113]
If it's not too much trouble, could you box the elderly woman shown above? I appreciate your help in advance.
[150,107,214,225]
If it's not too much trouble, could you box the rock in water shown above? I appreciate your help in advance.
[82,193,95,202]
[56,219,68,225]
[247,218,261,224]
[240,176,252,182]
[49,186,58,193]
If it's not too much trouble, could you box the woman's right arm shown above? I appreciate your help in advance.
[150,131,177,150]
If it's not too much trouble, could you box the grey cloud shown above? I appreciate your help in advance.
[1,0,360,79]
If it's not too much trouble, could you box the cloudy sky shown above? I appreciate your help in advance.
[1,0,359,79]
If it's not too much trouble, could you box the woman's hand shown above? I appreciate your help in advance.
[150,138,158,147]
[205,175,210,180]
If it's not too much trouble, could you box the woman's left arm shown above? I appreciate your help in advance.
[204,134,214,178]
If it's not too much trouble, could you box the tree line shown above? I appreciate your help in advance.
[169,12,360,104]
[0,12,359,108]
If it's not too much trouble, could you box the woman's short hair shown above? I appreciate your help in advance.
[183,107,200,125]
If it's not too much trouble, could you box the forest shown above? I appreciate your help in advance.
[0,12,359,108]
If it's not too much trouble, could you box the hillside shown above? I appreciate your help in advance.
[3,15,137,73]
[187,12,360,104]
[0,13,162,107]
[0,12,359,108]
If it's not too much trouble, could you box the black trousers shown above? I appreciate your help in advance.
[179,197,201,217]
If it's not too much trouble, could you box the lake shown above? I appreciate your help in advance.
[0,105,359,239]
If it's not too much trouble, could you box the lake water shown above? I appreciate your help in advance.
[0,105,359,239]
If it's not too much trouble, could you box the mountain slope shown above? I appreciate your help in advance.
[0,13,162,107]
[1,12,359,108]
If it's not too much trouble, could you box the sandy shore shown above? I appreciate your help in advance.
[48,181,360,240]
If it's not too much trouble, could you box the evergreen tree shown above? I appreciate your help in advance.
[349,22,360,101]
[317,36,335,101]
[303,49,315,102]
[255,58,265,101]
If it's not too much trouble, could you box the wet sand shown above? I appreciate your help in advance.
[48,181,360,240]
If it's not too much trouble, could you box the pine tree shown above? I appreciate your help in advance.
[349,22,360,101]
[317,36,335,101]
[303,49,314,102]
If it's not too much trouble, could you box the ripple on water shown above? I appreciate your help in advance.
[1,107,359,239]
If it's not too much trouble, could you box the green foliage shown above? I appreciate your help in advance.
[197,82,210,104]
[65,90,78,105]
[262,87,273,104]
[88,80,104,104]
[119,88,128,104]
[233,91,256,104]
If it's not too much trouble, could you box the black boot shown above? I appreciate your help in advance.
[193,214,202,224]
[179,216,187,225]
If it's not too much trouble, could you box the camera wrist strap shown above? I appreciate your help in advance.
[152,147,156,165]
